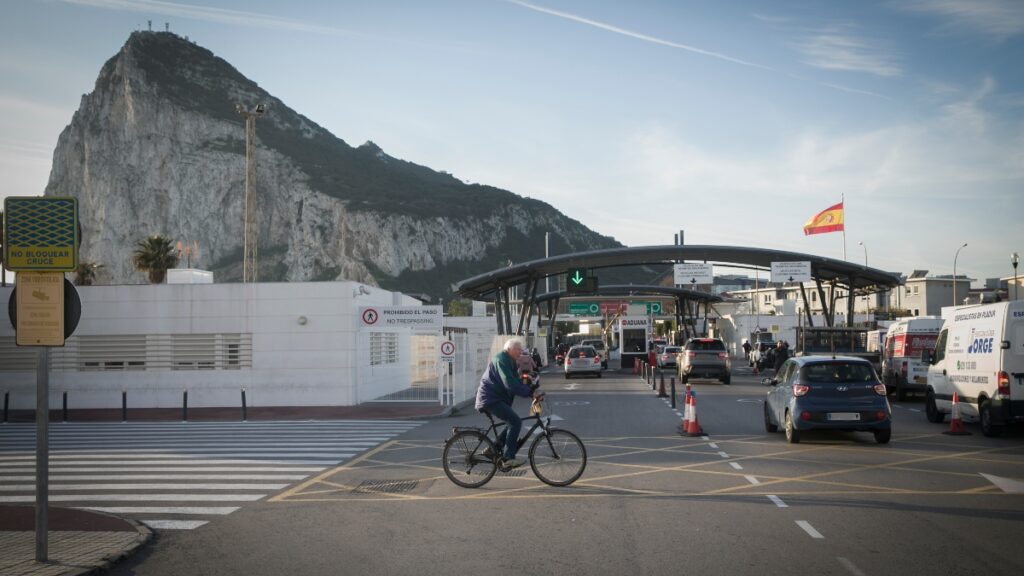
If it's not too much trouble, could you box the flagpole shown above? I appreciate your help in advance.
[841,193,847,261]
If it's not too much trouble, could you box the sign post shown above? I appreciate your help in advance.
[673,263,714,286]
[3,197,79,563]
[770,261,812,284]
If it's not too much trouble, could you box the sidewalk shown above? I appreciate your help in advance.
[0,506,151,576]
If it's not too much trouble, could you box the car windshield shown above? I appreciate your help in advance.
[569,347,597,358]
[801,362,876,383]
[583,341,605,350]
[687,339,725,351]
[663,346,681,354]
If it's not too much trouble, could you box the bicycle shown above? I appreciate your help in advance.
[442,392,587,488]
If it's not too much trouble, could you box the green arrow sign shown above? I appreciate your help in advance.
[568,302,600,315]
[568,268,587,286]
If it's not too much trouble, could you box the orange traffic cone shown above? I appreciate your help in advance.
[678,384,692,434]
[685,390,704,436]
[943,392,972,436]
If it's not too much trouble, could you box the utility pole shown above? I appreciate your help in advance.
[236,103,266,283]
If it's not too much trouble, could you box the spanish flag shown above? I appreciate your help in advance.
[803,202,844,235]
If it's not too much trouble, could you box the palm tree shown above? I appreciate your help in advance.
[133,235,179,284]
[73,261,103,286]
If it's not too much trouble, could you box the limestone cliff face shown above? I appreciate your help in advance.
[44,32,619,299]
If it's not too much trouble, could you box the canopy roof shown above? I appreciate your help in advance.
[454,245,901,299]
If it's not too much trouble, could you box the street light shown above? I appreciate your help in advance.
[858,241,868,267]
[953,242,967,307]
[1012,252,1020,301]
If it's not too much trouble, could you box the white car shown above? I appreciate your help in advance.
[564,345,603,378]
[579,339,609,368]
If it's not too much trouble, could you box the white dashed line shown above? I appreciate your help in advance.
[767,495,788,508]
[708,443,719,449]
[701,436,710,441]
[838,557,867,576]
[796,520,824,539]
[730,462,743,470]
[717,451,729,458]
[745,475,760,485]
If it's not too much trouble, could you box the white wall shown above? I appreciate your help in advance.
[0,282,427,409]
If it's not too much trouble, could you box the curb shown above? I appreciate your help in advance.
[69,513,153,576]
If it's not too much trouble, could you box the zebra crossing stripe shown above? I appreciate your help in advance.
[79,506,240,515]
[0,494,266,503]
[143,520,209,530]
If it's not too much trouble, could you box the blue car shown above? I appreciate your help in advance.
[764,356,892,444]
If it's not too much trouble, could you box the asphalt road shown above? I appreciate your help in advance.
[111,363,1024,576]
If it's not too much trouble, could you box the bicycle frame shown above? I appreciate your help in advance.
[451,407,551,456]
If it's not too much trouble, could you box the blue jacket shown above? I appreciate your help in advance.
[475,350,532,410]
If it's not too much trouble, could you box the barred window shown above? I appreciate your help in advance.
[370,332,399,366]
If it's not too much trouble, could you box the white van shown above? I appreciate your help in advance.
[923,301,1024,436]
[882,317,942,401]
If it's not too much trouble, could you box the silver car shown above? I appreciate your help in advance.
[564,345,603,379]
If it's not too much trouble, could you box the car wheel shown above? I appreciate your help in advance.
[979,399,1004,438]
[764,403,778,433]
[925,391,944,423]
[784,411,800,444]
[721,375,731,385]
[564,373,570,380]
[874,429,892,444]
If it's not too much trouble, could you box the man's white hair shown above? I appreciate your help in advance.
[503,338,525,352]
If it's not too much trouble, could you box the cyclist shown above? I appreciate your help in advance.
[475,338,542,469]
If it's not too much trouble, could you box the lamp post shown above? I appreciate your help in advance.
[953,242,967,307]
[1012,252,1020,301]
[236,103,267,283]
[858,241,868,267]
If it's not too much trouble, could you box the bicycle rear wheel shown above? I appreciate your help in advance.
[529,428,586,487]
[443,430,497,488]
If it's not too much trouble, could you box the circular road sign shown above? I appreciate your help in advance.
[440,341,456,356]
[361,308,379,325]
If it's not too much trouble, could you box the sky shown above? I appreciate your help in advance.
[1,0,1023,287]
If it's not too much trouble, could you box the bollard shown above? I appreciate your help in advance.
[3,391,8,424]
[658,371,667,398]
[62,392,68,422]
[670,376,676,409]
[121,391,127,423]
[241,388,248,422]
[182,390,188,422]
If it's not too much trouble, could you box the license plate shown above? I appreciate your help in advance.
[827,412,861,421]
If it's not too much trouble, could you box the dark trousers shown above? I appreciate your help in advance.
[485,401,522,460]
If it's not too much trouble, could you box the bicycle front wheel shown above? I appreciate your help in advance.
[443,430,497,488]
[529,428,586,487]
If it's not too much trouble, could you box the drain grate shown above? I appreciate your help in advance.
[353,479,419,494]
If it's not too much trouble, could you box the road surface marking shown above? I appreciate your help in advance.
[909,409,921,413]
[270,440,398,502]
[838,557,867,576]
[0,494,265,502]
[717,451,730,458]
[708,443,719,449]
[701,436,710,441]
[0,474,309,481]
[796,520,824,539]
[767,495,788,508]
[79,506,240,515]
[745,475,760,485]
[143,520,209,530]
[730,462,743,470]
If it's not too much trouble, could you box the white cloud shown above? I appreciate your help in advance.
[799,32,902,77]
[900,0,1024,41]
[59,0,357,36]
